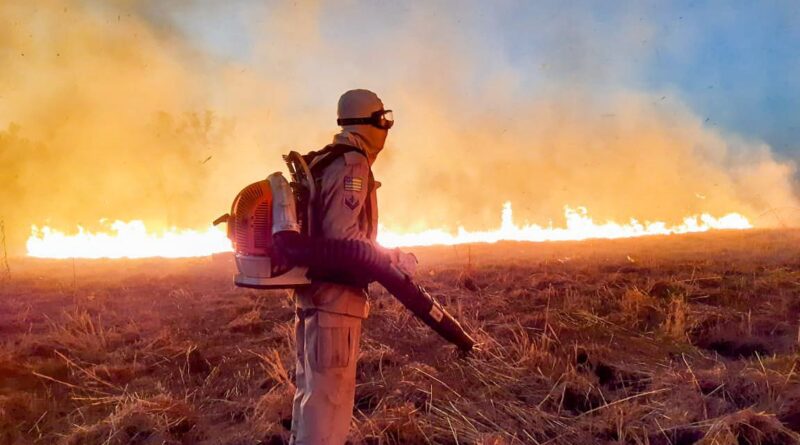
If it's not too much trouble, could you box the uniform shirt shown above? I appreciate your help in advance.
[295,134,379,319]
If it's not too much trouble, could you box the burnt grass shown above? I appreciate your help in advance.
[1,229,800,444]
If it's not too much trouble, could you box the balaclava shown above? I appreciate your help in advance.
[335,89,388,164]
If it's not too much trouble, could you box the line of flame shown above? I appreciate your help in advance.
[26,220,231,259]
[26,202,752,258]
[376,202,752,247]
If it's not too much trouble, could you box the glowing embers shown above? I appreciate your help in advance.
[375,202,752,248]
[26,203,752,258]
[27,220,231,259]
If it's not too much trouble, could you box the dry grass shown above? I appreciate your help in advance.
[0,229,799,444]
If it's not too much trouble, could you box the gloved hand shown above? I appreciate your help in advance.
[390,248,418,277]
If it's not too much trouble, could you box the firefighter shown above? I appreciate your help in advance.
[290,89,415,444]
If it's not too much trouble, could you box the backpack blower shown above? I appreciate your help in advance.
[214,149,475,352]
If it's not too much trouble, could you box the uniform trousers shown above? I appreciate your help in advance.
[290,309,362,445]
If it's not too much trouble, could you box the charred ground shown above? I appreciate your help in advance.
[1,230,799,444]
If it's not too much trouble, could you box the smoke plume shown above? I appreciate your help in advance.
[1,1,797,254]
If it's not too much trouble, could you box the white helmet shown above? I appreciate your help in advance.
[337,89,394,130]
[336,89,393,158]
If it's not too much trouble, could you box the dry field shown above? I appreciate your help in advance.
[1,229,800,444]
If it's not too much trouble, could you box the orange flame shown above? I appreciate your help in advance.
[377,202,752,247]
[26,203,752,258]
[26,221,231,259]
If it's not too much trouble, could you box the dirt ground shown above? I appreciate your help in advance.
[1,229,799,444]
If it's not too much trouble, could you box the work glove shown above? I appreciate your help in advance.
[390,248,418,277]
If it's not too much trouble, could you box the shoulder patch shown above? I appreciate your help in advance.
[344,176,363,192]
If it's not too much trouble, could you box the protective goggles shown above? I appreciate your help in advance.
[337,109,394,130]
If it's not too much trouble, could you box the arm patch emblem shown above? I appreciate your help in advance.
[344,195,359,210]
[344,176,363,192]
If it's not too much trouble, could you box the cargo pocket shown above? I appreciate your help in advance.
[310,311,359,372]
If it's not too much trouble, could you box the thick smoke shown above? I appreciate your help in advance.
[1,1,797,254]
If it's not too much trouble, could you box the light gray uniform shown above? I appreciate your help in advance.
[291,134,379,444]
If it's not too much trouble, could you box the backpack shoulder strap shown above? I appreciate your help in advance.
[306,144,367,177]
[303,144,369,238]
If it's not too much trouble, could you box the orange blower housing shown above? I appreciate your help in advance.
[215,174,310,289]
[228,181,273,257]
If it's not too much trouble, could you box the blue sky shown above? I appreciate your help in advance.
[163,1,799,160]
[640,2,800,155]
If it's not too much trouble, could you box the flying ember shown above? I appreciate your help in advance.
[25,202,752,259]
